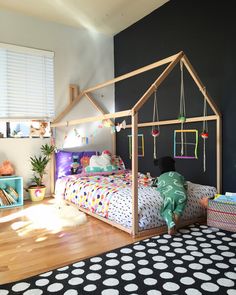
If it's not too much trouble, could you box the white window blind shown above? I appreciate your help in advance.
[0,43,55,120]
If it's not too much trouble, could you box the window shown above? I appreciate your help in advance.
[0,121,51,138]
[0,42,54,120]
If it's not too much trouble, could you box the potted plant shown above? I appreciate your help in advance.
[27,143,55,201]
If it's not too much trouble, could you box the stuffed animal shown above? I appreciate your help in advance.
[30,121,48,138]
[0,160,15,176]
[89,150,112,168]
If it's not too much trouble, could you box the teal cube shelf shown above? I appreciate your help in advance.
[0,176,23,209]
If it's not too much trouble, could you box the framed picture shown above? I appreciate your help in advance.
[128,134,145,158]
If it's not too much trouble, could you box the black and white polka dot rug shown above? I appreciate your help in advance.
[1,224,236,295]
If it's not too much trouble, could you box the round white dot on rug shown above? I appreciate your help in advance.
[191,251,204,257]
[229,258,236,265]
[105,269,117,275]
[189,263,203,270]
[89,264,102,271]
[180,277,195,285]
[186,246,198,251]
[12,283,30,292]
[71,269,84,276]
[86,273,101,281]
[210,255,223,261]
[173,237,183,241]
[216,231,226,236]
[23,289,43,295]
[69,277,84,285]
[203,248,216,254]
[159,245,170,251]
[216,263,230,269]
[153,263,168,270]
[138,259,149,265]
[103,278,119,287]
[184,235,195,239]
[83,284,97,292]
[135,251,146,258]
[190,227,200,231]
[193,272,211,281]
[156,239,168,244]
[133,245,146,251]
[152,255,166,262]
[121,255,133,262]
[121,263,136,271]
[229,242,236,247]
[174,267,187,273]
[0,290,9,295]
[73,261,85,267]
[182,255,195,261]
[138,268,153,275]
[35,279,49,286]
[217,278,235,287]
[148,248,159,255]
[147,290,162,295]
[47,283,64,292]
[211,239,222,245]
[101,289,119,295]
[121,273,136,281]
[173,259,183,265]
[120,248,133,254]
[165,252,176,257]
[222,251,235,257]
[217,245,230,251]
[196,237,206,242]
[124,283,138,292]
[185,288,202,295]
[90,257,102,263]
[200,243,212,248]
[174,248,186,254]
[106,252,118,258]
[199,258,213,265]
[171,242,183,247]
[144,278,157,285]
[39,271,53,277]
[163,234,171,239]
[105,259,120,266]
[163,282,180,291]
[227,289,236,295]
[222,237,232,242]
[207,234,216,239]
[191,232,203,236]
[225,272,236,280]
[160,272,173,279]
[206,268,220,275]
[202,229,212,234]
[231,233,236,238]
[63,290,78,295]
[57,266,69,271]
[201,282,219,292]
[185,240,197,245]
[55,273,69,280]
[146,242,157,247]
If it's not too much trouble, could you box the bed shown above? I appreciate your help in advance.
[51,52,221,237]
[55,170,217,234]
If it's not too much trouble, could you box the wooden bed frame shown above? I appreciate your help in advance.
[51,51,222,237]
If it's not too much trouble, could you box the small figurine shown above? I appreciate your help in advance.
[71,155,80,174]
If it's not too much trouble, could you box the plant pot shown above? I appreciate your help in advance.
[28,186,46,202]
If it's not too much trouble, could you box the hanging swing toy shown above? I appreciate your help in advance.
[174,61,198,159]
[151,87,160,159]
[201,88,209,172]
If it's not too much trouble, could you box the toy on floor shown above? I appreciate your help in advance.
[0,160,15,176]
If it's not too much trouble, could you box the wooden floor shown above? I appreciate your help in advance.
[0,198,144,284]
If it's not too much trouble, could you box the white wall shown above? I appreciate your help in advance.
[0,9,114,198]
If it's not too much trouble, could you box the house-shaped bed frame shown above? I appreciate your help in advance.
[51,51,222,237]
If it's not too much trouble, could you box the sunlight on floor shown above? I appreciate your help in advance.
[0,201,87,237]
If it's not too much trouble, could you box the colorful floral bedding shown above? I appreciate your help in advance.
[55,170,217,230]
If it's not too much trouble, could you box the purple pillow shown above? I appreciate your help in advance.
[55,150,97,180]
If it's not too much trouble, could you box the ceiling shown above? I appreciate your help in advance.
[0,0,169,35]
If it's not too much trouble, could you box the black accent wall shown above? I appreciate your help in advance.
[114,0,236,192]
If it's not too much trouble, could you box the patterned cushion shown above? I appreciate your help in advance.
[111,155,126,170]
[55,150,97,179]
